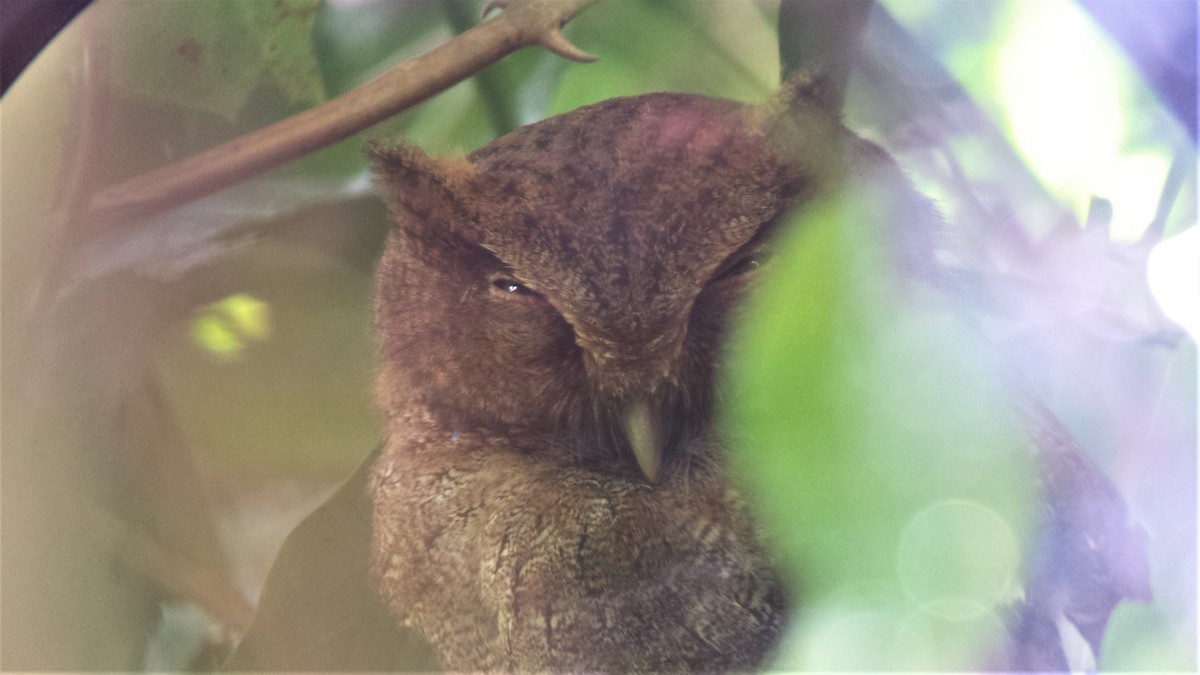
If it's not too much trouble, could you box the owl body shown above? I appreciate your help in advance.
[368,88,869,671]
[371,410,784,671]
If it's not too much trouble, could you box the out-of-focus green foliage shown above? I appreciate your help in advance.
[108,0,325,120]
[875,0,1194,243]
[160,241,382,478]
[868,2,1197,669]
[724,183,1035,670]
[191,293,272,357]
[550,0,777,110]
[2,0,1194,670]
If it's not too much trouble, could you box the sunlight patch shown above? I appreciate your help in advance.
[996,0,1166,241]
[191,293,272,359]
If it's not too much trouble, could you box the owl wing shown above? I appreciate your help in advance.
[225,444,439,672]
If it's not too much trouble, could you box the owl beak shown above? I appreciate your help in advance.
[622,400,663,483]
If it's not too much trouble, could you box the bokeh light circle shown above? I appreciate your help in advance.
[895,499,1021,620]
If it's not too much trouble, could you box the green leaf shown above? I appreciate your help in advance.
[254,0,326,109]
[107,0,324,121]
[550,0,777,112]
[226,445,439,671]
[723,182,1036,670]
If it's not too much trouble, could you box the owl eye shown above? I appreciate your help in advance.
[490,276,543,300]
[716,255,764,281]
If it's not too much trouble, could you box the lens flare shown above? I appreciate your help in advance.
[1147,226,1200,339]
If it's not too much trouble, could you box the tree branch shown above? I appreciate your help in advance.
[88,0,598,224]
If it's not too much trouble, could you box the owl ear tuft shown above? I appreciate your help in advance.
[748,68,844,141]
[367,140,478,229]
[778,69,842,119]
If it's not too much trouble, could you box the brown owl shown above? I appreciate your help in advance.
[227,78,1149,672]
[363,79,906,671]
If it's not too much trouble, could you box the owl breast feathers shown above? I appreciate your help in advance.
[366,84,913,671]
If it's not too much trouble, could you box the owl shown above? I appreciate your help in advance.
[362,77,913,672]
[226,76,1149,672]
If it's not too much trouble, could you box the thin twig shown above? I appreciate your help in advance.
[1142,142,1191,244]
[87,0,597,224]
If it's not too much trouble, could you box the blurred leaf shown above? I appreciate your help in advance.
[3,277,173,670]
[106,0,323,121]
[853,9,1195,667]
[226,445,439,671]
[65,175,373,293]
[258,0,326,109]
[550,0,777,112]
[724,181,1036,670]
[143,603,223,670]
[1104,600,1198,670]
[156,237,383,480]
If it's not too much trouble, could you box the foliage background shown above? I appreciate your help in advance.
[1,0,1194,670]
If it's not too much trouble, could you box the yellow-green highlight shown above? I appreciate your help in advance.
[190,293,272,359]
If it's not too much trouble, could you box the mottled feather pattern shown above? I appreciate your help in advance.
[371,414,784,671]
[366,92,830,671]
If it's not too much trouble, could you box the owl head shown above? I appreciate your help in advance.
[368,78,919,483]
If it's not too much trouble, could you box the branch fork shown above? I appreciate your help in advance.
[483,0,598,62]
